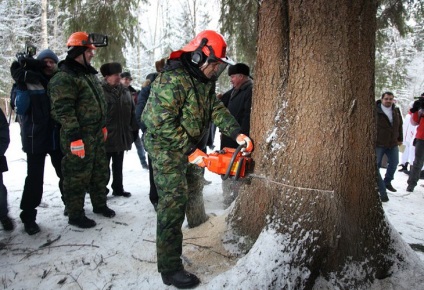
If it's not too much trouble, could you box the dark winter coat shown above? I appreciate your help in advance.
[102,81,138,152]
[376,100,403,148]
[136,77,156,133]
[10,60,61,154]
[220,79,253,149]
[0,109,10,172]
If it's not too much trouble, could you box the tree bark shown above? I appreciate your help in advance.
[228,0,394,287]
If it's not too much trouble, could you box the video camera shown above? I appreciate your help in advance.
[410,96,424,113]
[15,42,37,63]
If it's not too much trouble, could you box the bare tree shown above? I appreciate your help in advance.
[225,0,413,288]
[41,0,48,49]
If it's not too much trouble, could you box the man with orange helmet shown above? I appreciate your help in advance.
[48,32,115,229]
[142,30,253,288]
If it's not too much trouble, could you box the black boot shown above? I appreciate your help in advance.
[161,270,200,289]
[24,221,40,235]
[112,191,131,197]
[93,206,116,218]
[68,216,96,228]
[1,216,15,231]
[398,163,408,172]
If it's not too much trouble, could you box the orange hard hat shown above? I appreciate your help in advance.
[169,30,229,63]
[66,32,96,49]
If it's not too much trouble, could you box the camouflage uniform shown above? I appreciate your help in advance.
[142,62,240,273]
[48,59,109,220]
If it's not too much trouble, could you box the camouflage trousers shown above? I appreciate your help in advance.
[149,148,206,273]
[61,128,109,219]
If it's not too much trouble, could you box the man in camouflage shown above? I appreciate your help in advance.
[48,32,115,229]
[142,30,253,289]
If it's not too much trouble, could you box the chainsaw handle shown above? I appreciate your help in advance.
[221,144,244,180]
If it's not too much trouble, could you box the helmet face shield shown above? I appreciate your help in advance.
[202,56,233,81]
[211,61,229,81]
[86,33,108,47]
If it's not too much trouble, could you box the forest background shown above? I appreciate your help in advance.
[0,0,424,116]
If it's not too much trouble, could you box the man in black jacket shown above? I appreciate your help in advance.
[10,49,64,235]
[101,63,139,198]
[219,63,253,207]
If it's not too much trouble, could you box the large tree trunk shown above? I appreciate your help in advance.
[228,0,394,287]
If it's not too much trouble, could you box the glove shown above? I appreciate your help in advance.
[102,127,108,141]
[15,53,26,65]
[236,134,253,152]
[188,148,208,167]
[70,139,85,158]
[410,100,422,113]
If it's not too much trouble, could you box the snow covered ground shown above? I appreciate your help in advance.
[0,122,423,289]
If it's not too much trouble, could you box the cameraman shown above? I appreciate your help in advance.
[407,93,424,192]
[10,49,65,235]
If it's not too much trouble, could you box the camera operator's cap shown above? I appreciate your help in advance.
[100,62,123,77]
[228,63,250,76]
[37,49,59,63]
[120,72,132,80]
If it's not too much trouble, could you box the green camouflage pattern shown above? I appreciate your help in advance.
[49,68,108,219]
[49,71,106,140]
[141,66,240,154]
[142,66,241,273]
[60,129,109,218]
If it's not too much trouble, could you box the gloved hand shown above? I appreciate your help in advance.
[188,148,208,167]
[102,127,108,141]
[411,99,422,113]
[15,53,26,65]
[70,139,85,158]
[236,134,253,152]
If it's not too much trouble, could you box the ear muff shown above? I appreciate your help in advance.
[191,38,208,65]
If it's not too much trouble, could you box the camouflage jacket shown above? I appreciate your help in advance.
[48,58,106,142]
[141,62,240,154]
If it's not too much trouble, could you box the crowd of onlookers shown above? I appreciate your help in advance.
[0,30,253,289]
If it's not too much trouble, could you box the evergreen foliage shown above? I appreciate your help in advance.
[219,0,259,74]
[60,0,143,68]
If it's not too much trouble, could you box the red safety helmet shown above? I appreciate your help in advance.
[169,30,231,64]
[66,32,108,49]
[67,32,96,49]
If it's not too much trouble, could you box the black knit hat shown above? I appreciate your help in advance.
[228,63,250,76]
[37,49,59,63]
[100,62,123,77]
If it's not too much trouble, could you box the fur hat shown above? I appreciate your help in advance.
[37,49,59,63]
[100,62,122,77]
[120,72,132,80]
[155,58,166,72]
[228,63,250,76]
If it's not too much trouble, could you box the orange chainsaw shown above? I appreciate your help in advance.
[203,145,253,180]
